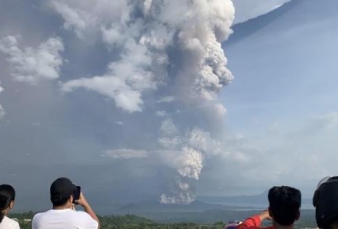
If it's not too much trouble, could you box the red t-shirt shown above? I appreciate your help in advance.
[236,215,275,229]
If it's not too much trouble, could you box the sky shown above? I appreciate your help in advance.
[0,0,337,212]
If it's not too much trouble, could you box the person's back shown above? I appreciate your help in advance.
[237,186,301,229]
[32,177,99,229]
[0,184,20,229]
[313,176,338,229]
[33,209,97,229]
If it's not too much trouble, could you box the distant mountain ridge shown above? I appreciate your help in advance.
[106,196,314,223]
[95,190,313,215]
[225,0,301,46]
[112,200,256,214]
[197,191,312,207]
[197,191,269,205]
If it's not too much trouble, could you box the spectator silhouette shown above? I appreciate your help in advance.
[313,176,338,229]
[0,184,20,229]
[237,186,301,229]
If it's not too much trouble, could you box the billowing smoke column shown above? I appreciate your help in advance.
[54,0,234,204]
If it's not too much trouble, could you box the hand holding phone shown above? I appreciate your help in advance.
[73,186,81,205]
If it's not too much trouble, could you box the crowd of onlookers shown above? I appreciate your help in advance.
[1,176,338,229]
[0,177,99,229]
[236,176,338,229]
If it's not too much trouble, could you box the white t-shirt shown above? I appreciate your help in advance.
[0,216,20,229]
[32,209,98,229]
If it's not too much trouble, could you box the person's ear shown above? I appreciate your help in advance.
[69,195,73,204]
[268,207,274,218]
[9,200,14,210]
[295,210,300,220]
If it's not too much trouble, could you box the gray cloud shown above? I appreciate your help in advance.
[47,0,131,40]
[0,36,64,85]
[104,149,148,159]
[0,80,4,119]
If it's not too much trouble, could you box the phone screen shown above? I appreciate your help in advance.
[73,186,81,204]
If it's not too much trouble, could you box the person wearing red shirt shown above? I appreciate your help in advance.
[237,186,301,229]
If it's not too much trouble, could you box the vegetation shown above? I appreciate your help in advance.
[10,210,317,229]
[11,212,226,229]
[11,211,34,229]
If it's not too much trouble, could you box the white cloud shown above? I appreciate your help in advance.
[160,119,179,136]
[286,112,338,142]
[104,149,148,159]
[48,0,131,40]
[61,38,158,113]
[158,137,182,149]
[61,75,144,113]
[0,81,4,120]
[158,96,176,103]
[50,1,88,36]
[156,111,167,117]
[268,121,280,132]
[312,112,338,129]
[0,36,64,85]
[203,111,338,193]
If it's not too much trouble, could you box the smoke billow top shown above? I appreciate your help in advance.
[0,0,235,204]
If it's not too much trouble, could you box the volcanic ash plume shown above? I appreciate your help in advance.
[53,0,235,203]
[158,124,222,204]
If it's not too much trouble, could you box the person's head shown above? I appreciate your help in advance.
[50,177,77,208]
[313,176,338,229]
[0,184,16,223]
[268,186,301,226]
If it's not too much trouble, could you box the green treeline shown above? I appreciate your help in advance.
[11,212,226,229]
[11,211,316,229]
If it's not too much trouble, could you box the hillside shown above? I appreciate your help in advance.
[12,209,316,229]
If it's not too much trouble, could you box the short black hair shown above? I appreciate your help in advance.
[327,220,338,229]
[50,177,76,207]
[313,176,338,229]
[268,186,301,226]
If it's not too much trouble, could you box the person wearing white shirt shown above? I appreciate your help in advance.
[0,184,20,229]
[32,177,99,229]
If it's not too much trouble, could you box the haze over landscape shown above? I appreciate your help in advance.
[0,0,337,216]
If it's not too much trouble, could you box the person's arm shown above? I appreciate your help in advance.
[237,209,271,229]
[76,193,100,229]
[258,209,271,222]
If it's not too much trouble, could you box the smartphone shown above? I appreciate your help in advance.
[73,186,81,204]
